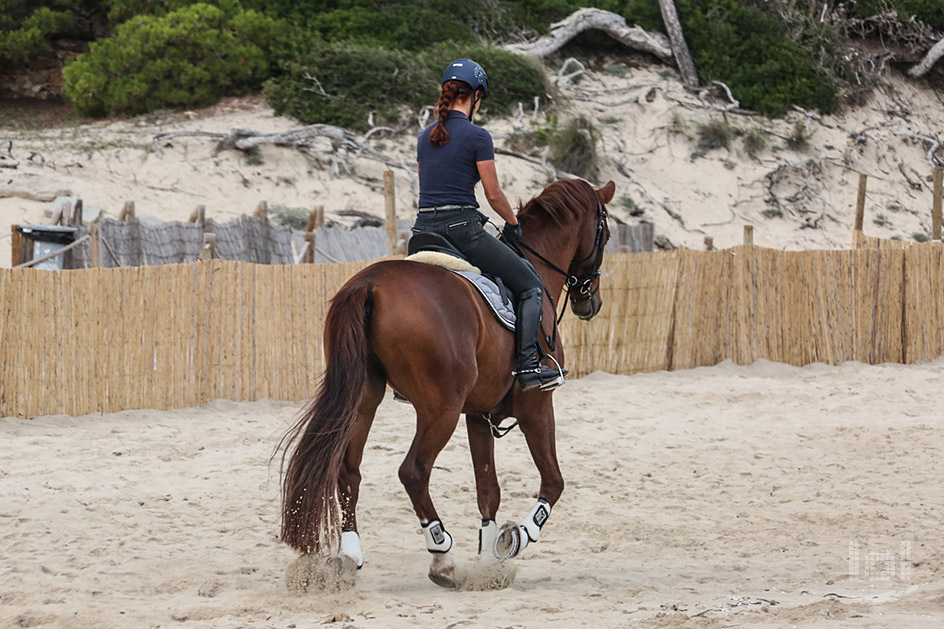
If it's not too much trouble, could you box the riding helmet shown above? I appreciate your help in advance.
[441,59,489,97]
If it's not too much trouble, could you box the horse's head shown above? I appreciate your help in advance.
[567,180,614,320]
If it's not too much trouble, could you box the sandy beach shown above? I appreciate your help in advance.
[2,359,942,628]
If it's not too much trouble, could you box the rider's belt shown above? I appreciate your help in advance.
[418,205,477,213]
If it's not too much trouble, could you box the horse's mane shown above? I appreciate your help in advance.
[518,179,597,224]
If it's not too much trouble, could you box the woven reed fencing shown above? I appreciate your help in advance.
[3,242,944,419]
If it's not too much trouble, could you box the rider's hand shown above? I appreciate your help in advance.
[502,221,522,245]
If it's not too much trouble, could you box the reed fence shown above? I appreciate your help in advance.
[3,241,944,419]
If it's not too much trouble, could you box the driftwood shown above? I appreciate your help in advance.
[502,8,672,63]
[0,139,17,169]
[891,123,943,166]
[494,146,586,183]
[908,36,944,77]
[151,124,419,199]
[658,0,699,88]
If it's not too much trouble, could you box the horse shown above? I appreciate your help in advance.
[279,178,615,588]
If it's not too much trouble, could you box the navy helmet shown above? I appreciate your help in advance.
[441,59,489,98]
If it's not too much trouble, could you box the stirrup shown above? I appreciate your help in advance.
[514,364,568,392]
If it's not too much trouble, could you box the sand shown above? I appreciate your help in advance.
[2,359,943,628]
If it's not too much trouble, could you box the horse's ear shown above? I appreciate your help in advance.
[596,180,616,204]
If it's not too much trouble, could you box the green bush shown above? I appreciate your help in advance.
[63,3,283,116]
[852,0,944,30]
[105,0,247,23]
[0,2,75,67]
[549,116,599,180]
[742,127,767,156]
[696,118,737,151]
[625,0,840,116]
[264,40,546,130]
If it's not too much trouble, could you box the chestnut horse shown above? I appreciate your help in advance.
[280,178,615,588]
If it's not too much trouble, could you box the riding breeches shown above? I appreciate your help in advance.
[411,208,543,299]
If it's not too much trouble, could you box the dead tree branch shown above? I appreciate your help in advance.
[152,124,420,201]
[658,0,699,88]
[502,8,672,63]
[909,35,944,77]
[494,146,586,183]
[1,139,18,169]
[898,162,923,190]
[891,124,943,166]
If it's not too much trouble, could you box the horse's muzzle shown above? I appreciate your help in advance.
[571,294,602,320]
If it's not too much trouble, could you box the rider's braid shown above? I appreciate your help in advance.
[429,80,462,147]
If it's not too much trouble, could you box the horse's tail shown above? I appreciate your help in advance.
[278,279,373,554]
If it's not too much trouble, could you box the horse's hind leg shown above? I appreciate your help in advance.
[495,397,563,559]
[398,405,463,588]
[466,414,501,557]
[336,364,386,570]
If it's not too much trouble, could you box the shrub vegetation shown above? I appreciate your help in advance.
[0,0,932,121]
[63,3,283,116]
[264,41,546,130]
[0,1,76,67]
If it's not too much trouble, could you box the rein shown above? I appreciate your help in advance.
[513,199,608,333]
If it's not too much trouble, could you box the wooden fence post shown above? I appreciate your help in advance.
[855,173,867,232]
[384,170,398,256]
[70,199,83,226]
[189,204,206,226]
[743,225,754,246]
[301,205,324,264]
[89,222,102,267]
[306,205,324,232]
[119,200,136,221]
[933,166,943,242]
[200,233,217,260]
[303,232,316,264]
[11,225,22,267]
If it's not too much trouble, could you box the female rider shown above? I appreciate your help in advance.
[413,59,564,391]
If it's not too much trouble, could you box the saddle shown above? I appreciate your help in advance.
[407,233,516,331]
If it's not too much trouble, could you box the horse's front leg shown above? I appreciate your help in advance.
[466,414,501,556]
[495,395,563,559]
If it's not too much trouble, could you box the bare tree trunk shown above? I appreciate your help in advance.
[909,36,944,78]
[502,8,672,62]
[658,0,699,89]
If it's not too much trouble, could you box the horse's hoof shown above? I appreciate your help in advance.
[494,521,525,560]
[285,554,356,594]
[428,569,458,589]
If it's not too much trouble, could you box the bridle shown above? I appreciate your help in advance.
[516,199,608,328]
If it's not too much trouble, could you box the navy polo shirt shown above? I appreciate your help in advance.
[417,110,495,208]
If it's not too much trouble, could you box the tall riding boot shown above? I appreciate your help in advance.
[513,288,567,391]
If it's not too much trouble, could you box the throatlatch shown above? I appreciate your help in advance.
[422,519,453,554]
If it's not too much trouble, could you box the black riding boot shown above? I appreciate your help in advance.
[513,287,567,391]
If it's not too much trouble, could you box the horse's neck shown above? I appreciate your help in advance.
[523,218,579,302]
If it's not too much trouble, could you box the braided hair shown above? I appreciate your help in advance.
[429,80,469,147]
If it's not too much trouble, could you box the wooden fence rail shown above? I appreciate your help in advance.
[3,243,944,419]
